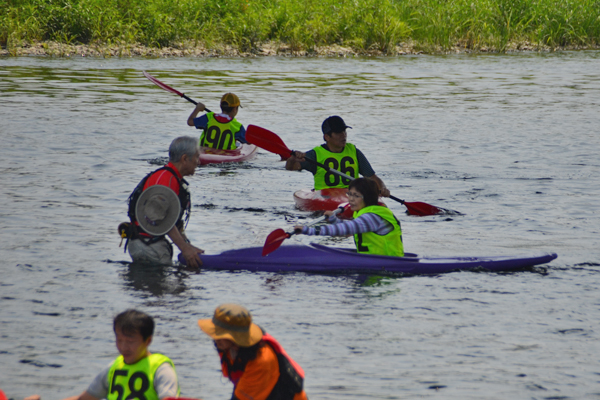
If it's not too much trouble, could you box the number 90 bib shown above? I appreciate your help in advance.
[199,112,242,150]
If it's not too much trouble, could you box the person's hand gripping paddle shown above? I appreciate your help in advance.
[262,205,348,256]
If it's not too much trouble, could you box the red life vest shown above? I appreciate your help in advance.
[262,333,304,379]
[220,333,304,400]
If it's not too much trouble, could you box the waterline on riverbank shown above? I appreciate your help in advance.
[3,40,598,58]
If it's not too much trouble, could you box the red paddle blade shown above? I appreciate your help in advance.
[403,201,443,216]
[246,125,293,159]
[143,71,184,97]
[404,201,463,216]
[262,228,291,256]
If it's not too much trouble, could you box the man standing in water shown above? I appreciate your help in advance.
[285,115,390,197]
[121,136,203,268]
[187,92,247,150]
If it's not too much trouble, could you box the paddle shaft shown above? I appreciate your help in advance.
[285,210,339,241]
[174,92,213,113]
[388,195,406,205]
[181,94,201,107]
[300,155,354,181]
[143,71,212,112]
[289,213,329,237]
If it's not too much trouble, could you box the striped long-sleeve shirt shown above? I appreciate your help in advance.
[301,213,394,237]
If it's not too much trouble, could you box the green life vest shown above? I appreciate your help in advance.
[107,353,179,400]
[353,205,404,257]
[313,143,359,190]
[199,112,242,150]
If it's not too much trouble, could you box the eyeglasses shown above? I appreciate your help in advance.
[346,191,363,199]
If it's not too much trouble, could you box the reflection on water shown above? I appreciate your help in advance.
[119,262,190,297]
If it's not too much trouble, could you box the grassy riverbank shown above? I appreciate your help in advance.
[2,0,599,56]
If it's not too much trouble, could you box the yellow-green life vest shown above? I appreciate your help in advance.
[199,112,242,150]
[107,353,179,400]
[353,205,404,257]
[313,143,359,189]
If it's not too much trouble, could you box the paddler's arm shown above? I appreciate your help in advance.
[285,151,306,171]
[187,102,206,126]
[367,174,390,197]
[167,225,204,268]
[296,214,384,237]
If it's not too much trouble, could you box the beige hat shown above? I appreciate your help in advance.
[135,185,180,236]
[198,304,263,347]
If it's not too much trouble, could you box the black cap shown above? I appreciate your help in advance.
[322,116,352,135]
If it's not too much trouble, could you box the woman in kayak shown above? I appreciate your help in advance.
[294,177,404,257]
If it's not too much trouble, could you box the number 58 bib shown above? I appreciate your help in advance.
[107,353,178,400]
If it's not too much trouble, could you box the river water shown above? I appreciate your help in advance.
[1,52,600,399]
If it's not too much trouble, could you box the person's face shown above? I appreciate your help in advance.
[180,149,200,176]
[214,339,238,352]
[347,187,366,211]
[115,327,151,364]
[325,130,347,152]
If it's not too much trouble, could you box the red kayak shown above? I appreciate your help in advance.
[199,143,258,165]
[294,188,353,218]
[293,188,386,219]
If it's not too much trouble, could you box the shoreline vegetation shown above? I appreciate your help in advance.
[2,0,599,57]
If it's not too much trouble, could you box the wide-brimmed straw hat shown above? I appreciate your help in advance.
[198,304,263,347]
[135,185,180,236]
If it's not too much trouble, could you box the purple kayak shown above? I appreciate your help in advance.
[178,243,557,275]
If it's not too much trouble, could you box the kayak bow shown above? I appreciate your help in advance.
[199,144,258,165]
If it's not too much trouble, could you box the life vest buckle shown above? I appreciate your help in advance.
[118,222,132,247]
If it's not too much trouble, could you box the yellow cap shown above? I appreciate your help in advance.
[221,93,241,108]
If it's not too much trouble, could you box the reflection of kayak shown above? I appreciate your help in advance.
[293,188,386,219]
[199,144,258,165]
[179,243,557,275]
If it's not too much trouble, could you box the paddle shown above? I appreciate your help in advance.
[262,205,347,256]
[245,124,460,216]
[143,71,212,112]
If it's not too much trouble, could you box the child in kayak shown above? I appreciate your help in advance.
[61,309,180,400]
[187,93,247,150]
[294,177,404,257]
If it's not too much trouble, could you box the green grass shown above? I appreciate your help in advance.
[1,0,599,54]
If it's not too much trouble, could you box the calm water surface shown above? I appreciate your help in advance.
[1,52,600,399]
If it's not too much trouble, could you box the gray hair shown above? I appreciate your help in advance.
[169,136,198,162]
